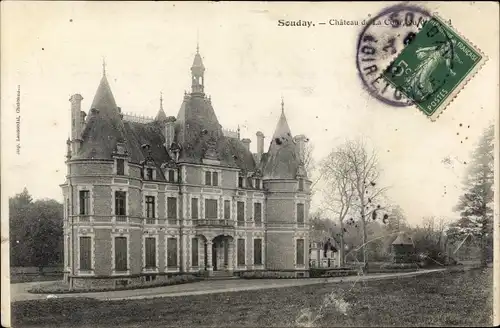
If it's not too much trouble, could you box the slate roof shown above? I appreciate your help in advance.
[73,74,173,180]
[261,108,301,179]
[174,93,256,171]
[73,51,302,179]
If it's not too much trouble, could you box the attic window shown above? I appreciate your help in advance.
[167,169,176,183]
[146,168,154,181]
[116,159,125,176]
[204,171,219,186]
[255,178,261,189]
[298,179,304,191]
[238,174,244,188]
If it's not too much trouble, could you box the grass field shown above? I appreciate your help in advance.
[12,268,492,327]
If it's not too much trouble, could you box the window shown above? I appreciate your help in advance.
[237,238,245,266]
[146,168,154,180]
[192,238,199,267]
[167,238,178,268]
[255,179,261,189]
[79,236,91,270]
[296,239,305,266]
[254,239,262,265]
[114,236,128,272]
[238,174,244,188]
[66,236,71,267]
[205,199,218,219]
[167,169,175,182]
[247,178,253,189]
[145,196,155,224]
[66,198,70,220]
[145,237,156,269]
[205,171,211,185]
[167,197,177,224]
[298,179,304,191]
[116,159,125,175]
[297,203,305,227]
[79,190,90,215]
[115,191,127,216]
[212,172,219,186]
[237,201,245,226]
[254,203,262,226]
[191,198,199,220]
[224,200,231,220]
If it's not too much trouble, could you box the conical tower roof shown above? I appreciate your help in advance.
[75,68,129,160]
[262,99,300,179]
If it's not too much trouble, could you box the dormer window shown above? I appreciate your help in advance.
[298,179,304,191]
[146,168,154,180]
[255,178,261,189]
[166,169,176,183]
[238,173,245,188]
[204,170,219,186]
[116,159,125,176]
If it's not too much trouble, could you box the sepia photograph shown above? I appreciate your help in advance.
[1,1,498,327]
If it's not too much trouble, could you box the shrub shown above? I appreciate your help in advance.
[28,274,202,294]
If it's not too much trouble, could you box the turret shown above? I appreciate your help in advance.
[241,138,251,151]
[191,44,205,94]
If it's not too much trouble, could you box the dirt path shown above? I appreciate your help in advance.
[11,269,445,302]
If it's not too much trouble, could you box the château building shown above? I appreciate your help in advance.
[61,47,311,288]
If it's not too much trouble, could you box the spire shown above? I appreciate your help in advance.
[196,29,200,54]
[155,91,167,121]
[191,42,205,94]
[261,99,299,179]
[102,57,106,76]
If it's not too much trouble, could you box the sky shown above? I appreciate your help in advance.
[1,1,498,226]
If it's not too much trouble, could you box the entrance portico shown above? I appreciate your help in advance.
[204,234,235,275]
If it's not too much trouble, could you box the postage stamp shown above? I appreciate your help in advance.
[382,15,487,120]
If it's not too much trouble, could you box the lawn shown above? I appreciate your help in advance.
[12,268,492,327]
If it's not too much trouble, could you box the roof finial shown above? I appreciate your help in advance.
[281,96,284,113]
[102,57,106,76]
[196,29,200,54]
[160,91,163,110]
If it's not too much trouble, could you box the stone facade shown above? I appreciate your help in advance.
[62,49,311,288]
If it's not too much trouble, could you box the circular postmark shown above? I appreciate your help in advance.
[356,4,432,107]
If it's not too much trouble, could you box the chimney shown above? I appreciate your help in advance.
[256,131,265,163]
[241,138,251,151]
[294,134,308,164]
[69,94,84,154]
[163,116,177,152]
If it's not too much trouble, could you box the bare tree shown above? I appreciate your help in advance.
[343,139,388,273]
[320,148,355,266]
[303,141,316,175]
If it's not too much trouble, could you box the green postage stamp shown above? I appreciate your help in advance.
[382,15,487,121]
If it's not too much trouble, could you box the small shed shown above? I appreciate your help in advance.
[391,233,415,263]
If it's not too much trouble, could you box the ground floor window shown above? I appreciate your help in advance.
[296,239,305,266]
[115,236,128,272]
[79,236,91,270]
[254,238,262,265]
[192,238,199,267]
[237,238,245,266]
[167,238,178,268]
[144,237,156,269]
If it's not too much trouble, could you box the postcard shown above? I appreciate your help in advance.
[1,1,498,327]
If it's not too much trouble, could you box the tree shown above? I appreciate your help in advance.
[452,125,494,267]
[319,147,356,266]
[9,189,64,269]
[343,139,388,272]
